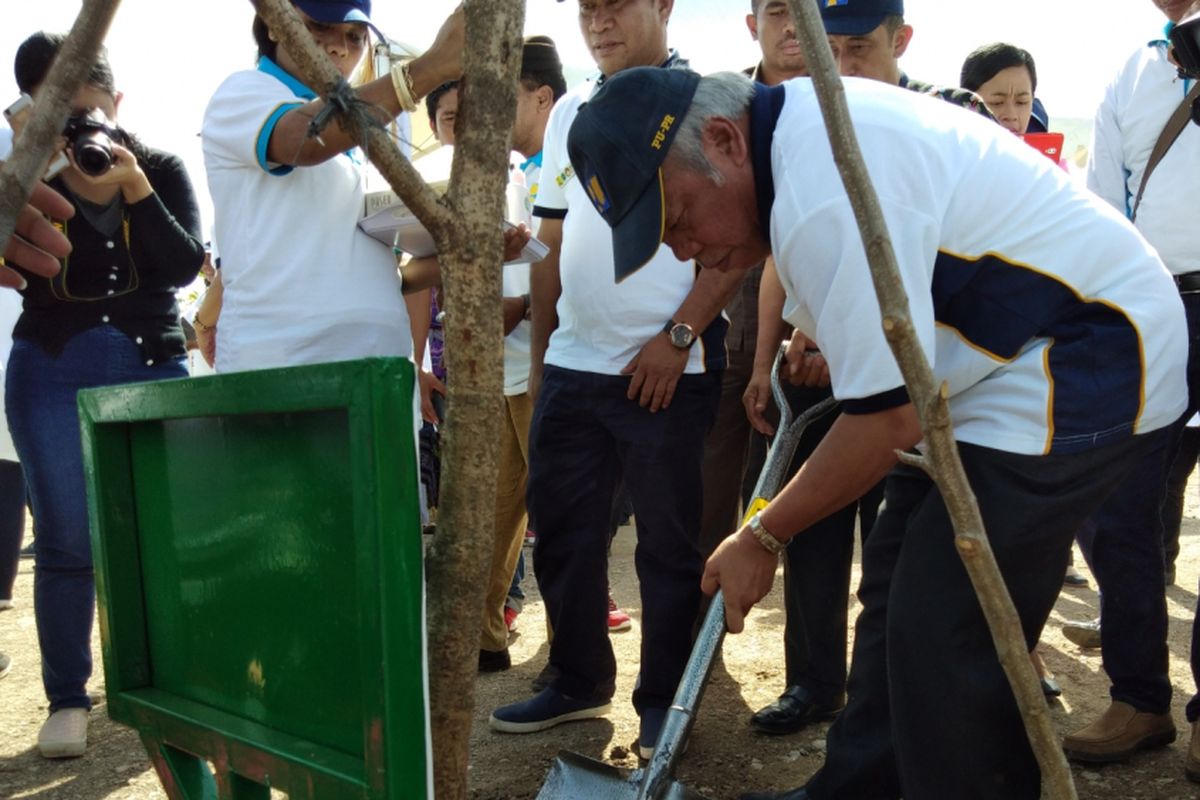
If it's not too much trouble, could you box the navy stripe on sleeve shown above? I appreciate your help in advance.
[533,205,566,220]
[842,386,910,415]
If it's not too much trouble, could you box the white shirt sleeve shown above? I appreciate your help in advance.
[531,95,576,217]
[775,194,939,411]
[202,71,305,176]
[1087,54,1133,216]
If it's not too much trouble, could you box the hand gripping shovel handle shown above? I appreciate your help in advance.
[637,348,838,799]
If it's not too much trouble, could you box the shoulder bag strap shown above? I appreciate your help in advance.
[1131,79,1200,222]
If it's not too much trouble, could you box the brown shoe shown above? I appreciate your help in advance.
[1063,701,1176,763]
[1187,721,1200,783]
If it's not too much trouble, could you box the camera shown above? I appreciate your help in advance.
[62,108,120,176]
[1171,11,1200,80]
[3,93,69,178]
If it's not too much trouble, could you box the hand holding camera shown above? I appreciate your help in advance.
[61,109,153,203]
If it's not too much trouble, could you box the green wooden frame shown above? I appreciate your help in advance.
[78,358,427,800]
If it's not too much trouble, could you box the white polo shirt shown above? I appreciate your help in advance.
[534,80,724,376]
[501,152,540,396]
[760,78,1186,456]
[201,58,412,374]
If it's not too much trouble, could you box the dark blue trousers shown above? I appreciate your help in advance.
[805,432,1165,800]
[528,365,719,713]
[779,385,884,702]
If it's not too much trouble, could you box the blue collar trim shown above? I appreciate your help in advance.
[258,56,317,100]
[749,82,785,247]
[519,150,543,173]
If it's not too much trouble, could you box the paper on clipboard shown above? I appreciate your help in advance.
[358,204,549,264]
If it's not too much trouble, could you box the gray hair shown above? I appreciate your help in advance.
[669,72,757,185]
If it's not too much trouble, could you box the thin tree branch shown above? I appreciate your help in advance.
[0,0,122,261]
[786,1,1077,798]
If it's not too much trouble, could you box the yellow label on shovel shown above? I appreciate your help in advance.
[742,497,769,525]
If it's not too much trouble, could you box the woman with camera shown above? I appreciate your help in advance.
[5,32,205,758]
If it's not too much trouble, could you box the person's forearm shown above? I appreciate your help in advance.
[758,404,922,540]
[196,270,224,327]
[400,256,441,295]
[268,45,459,167]
[753,257,790,371]
[672,266,744,332]
[406,288,432,364]
[503,295,527,335]
[530,219,563,373]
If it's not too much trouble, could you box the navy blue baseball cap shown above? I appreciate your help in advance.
[820,0,904,36]
[567,67,701,281]
[293,0,381,37]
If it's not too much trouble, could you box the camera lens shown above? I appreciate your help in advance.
[72,138,113,176]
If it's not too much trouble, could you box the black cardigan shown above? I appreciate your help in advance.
[13,146,205,364]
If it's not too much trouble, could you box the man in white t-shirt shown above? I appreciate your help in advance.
[488,0,743,760]
[201,0,462,375]
[566,67,1187,800]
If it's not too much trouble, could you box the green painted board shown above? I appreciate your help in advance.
[79,359,428,800]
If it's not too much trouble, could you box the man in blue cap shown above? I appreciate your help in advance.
[564,65,1188,799]
[821,0,988,111]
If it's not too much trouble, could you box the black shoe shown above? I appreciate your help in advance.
[531,661,561,693]
[479,648,511,672]
[1040,676,1063,698]
[749,685,844,736]
[741,788,810,800]
[19,543,34,559]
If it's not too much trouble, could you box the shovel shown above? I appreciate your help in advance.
[535,349,839,800]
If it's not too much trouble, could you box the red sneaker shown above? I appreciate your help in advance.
[504,606,520,633]
[607,594,632,633]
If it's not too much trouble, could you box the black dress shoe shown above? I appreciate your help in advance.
[479,648,511,672]
[741,787,810,800]
[750,685,844,735]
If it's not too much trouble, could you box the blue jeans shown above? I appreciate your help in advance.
[5,325,186,712]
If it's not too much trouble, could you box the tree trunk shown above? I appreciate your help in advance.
[785,2,1077,798]
[0,0,122,259]
[254,2,523,797]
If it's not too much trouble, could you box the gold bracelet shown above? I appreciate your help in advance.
[390,60,418,114]
[192,314,215,333]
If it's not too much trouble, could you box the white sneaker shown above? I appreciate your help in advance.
[38,708,88,758]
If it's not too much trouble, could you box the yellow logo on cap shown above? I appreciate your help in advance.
[586,174,611,214]
[650,114,676,150]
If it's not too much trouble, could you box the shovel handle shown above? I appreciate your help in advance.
[638,356,838,799]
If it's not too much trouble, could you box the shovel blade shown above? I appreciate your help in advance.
[535,751,712,800]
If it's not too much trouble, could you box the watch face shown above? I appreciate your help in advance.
[669,323,696,349]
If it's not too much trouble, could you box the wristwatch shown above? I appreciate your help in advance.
[663,319,697,349]
[747,511,787,556]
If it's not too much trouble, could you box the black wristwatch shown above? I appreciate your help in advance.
[663,319,697,349]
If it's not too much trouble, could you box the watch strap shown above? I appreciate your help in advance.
[748,511,786,556]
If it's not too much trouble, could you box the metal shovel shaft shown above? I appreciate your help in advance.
[636,357,838,800]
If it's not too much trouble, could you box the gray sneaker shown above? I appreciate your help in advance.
[1063,618,1101,649]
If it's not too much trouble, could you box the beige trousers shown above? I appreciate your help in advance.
[480,392,532,652]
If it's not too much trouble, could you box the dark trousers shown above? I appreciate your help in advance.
[529,365,719,712]
[806,432,1164,800]
[0,459,26,601]
[1162,425,1200,577]
[779,386,884,700]
[1075,426,1176,713]
[698,348,762,556]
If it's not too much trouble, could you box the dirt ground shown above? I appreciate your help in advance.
[5,499,1200,800]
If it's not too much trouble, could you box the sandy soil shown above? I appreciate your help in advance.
[4,504,1200,800]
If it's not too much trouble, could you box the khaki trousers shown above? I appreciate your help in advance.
[480,392,532,652]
